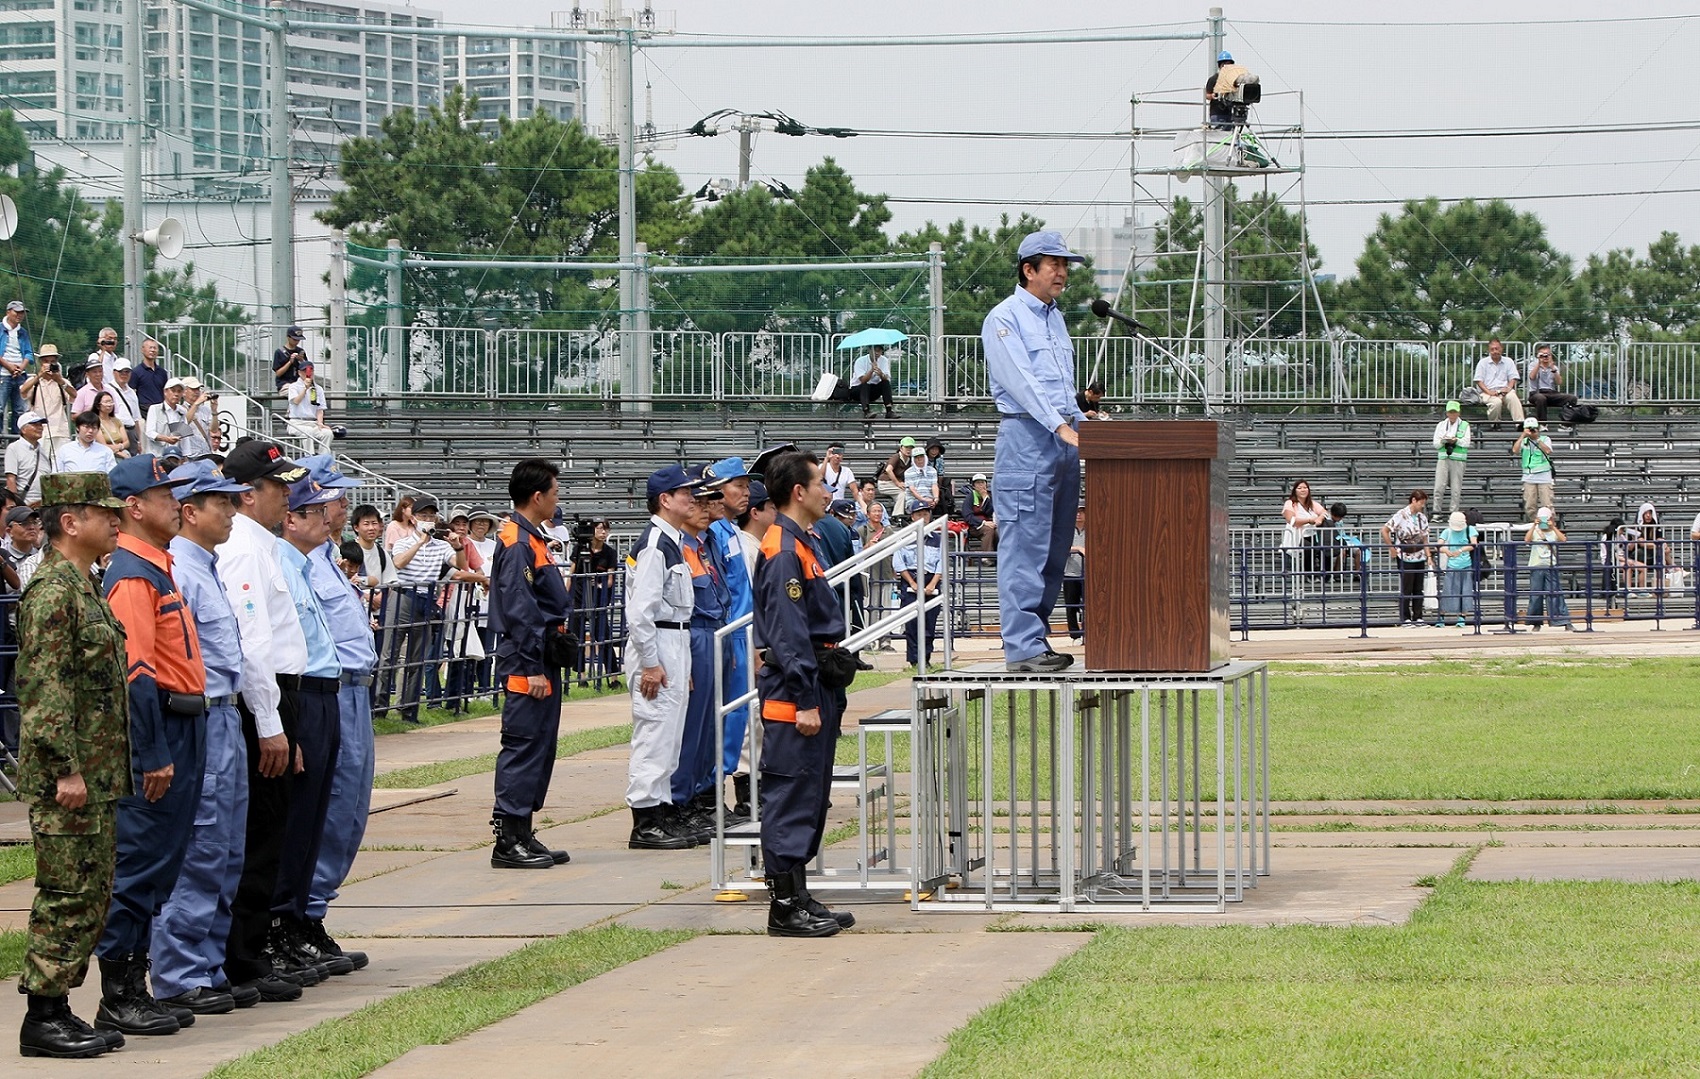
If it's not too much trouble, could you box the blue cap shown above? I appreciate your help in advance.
[1015,230,1085,264]
[748,479,769,506]
[647,464,695,501]
[750,442,798,480]
[109,454,182,500]
[168,459,251,500]
[296,453,361,489]
[829,498,856,517]
[705,456,751,484]
[1218,50,1233,62]
[286,475,344,512]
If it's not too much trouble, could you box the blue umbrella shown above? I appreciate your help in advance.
[836,327,908,351]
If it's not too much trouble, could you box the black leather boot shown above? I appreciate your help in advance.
[766,865,841,938]
[628,805,693,850]
[729,775,752,824]
[669,801,712,844]
[303,918,369,972]
[94,954,180,1036]
[520,815,570,865]
[795,867,856,929]
[490,813,553,869]
[279,917,354,977]
[20,994,111,1058]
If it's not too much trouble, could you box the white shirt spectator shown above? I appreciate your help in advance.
[824,459,857,500]
[391,530,455,585]
[903,459,940,510]
[4,435,54,503]
[55,438,115,474]
[108,374,141,428]
[851,351,890,386]
[181,398,216,458]
[1473,355,1520,394]
[145,401,188,455]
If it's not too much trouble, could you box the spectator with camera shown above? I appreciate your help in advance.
[19,344,74,460]
[285,364,334,456]
[1435,510,1479,628]
[273,326,308,390]
[1381,489,1434,627]
[1512,418,1556,523]
[180,379,220,458]
[143,377,190,457]
[1431,399,1471,514]
[1525,345,1579,424]
[1524,507,1574,630]
[388,495,464,725]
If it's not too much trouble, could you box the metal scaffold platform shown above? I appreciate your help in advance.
[910,661,1269,913]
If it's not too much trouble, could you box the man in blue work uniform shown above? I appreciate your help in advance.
[96,454,207,1037]
[151,460,263,1015]
[271,475,346,972]
[487,457,573,869]
[982,229,1088,673]
[671,465,728,838]
[703,457,755,821]
[296,455,375,969]
[754,450,854,938]
[893,502,944,669]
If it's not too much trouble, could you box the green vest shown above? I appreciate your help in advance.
[1438,419,1470,461]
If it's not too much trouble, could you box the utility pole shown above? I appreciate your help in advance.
[927,241,944,408]
[270,2,294,355]
[121,0,144,355]
[737,116,755,189]
[614,15,640,411]
[1203,6,1227,413]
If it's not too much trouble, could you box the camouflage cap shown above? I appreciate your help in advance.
[40,471,125,510]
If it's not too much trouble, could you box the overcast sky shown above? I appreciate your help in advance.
[424,0,1700,278]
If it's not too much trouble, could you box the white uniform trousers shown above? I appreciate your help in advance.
[625,627,692,808]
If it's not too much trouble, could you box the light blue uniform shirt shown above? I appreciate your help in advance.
[893,537,944,578]
[276,537,342,679]
[167,535,243,699]
[983,287,1085,433]
[311,539,377,674]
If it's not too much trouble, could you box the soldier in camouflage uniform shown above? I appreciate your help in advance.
[15,471,128,1059]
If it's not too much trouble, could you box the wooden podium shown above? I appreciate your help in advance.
[1078,421,1232,672]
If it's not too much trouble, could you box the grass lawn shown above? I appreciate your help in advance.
[925,863,1700,1078]
[1274,657,1700,799]
[0,842,32,885]
[207,925,690,1079]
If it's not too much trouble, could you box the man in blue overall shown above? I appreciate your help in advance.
[151,460,263,1015]
[487,457,573,869]
[982,230,1087,673]
[671,465,728,838]
[754,450,854,938]
[704,457,755,821]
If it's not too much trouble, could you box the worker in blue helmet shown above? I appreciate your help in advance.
[1207,49,1252,128]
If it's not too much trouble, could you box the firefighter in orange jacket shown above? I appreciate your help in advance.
[487,458,572,870]
[753,450,854,938]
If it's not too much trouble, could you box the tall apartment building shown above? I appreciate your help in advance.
[442,32,584,125]
[0,0,127,141]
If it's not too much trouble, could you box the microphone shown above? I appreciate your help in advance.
[1089,298,1153,336]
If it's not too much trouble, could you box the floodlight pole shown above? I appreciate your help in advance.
[928,241,945,407]
[615,17,642,411]
[121,0,143,353]
[270,2,294,355]
[1203,7,1228,414]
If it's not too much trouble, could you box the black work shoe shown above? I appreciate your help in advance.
[519,815,570,866]
[304,918,370,972]
[1006,650,1074,674]
[262,939,321,987]
[160,986,236,1015]
[237,974,303,1003]
[766,866,840,938]
[800,893,857,929]
[94,954,181,1036]
[279,918,354,977]
[215,979,263,1008]
[628,805,693,850]
[490,813,555,869]
[20,995,111,1059]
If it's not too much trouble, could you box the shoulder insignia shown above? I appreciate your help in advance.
[785,578,803,601]
[523,567,534,583]
[997,326,1011,338]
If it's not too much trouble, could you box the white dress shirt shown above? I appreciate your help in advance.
[217,510,309,738]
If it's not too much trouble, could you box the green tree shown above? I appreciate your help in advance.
[1579,231,1700,341]
[1334,198,1598,341]
[893,213,1100,337]
[320,87,694,329]
[1131,187,1322,341]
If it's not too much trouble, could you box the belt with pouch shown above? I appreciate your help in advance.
[341,671,375,687]
[207,694,239,708]
[276,673,341,693]
[163,691,207,716]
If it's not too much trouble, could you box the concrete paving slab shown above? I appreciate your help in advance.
[0,936,535,1079]
[368,933,1088,1079]
[1469,846,1700,883]
[1275,828,1700,848]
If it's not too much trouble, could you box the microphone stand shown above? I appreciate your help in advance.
[1091,306,1211,413]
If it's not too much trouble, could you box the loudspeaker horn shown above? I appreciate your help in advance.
[138,217,185,260]
[0,194,17,242]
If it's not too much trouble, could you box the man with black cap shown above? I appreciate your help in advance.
[982,230,1088,673]
[487,458,572,869]
[388,494,463,725]
[214,441,319,995]
[270,471,349,976]
[272,327,306,390]
[624,464,700,849]
[669,465,729,839]
[150,460,276,1014]
[94,455,207,1036]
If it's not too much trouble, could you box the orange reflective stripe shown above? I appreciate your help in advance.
[759,524,784,559]
[796,543,823,580]
[506,674,552,696]
[682,544,708,577]
[762,699,798,722]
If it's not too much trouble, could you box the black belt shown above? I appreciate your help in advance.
[1000,412,1033,421]
[276,673,340,693]
[208,694,239,708]
[341,671,374,687]
[163,691,206,716]
[655,620,689,630]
